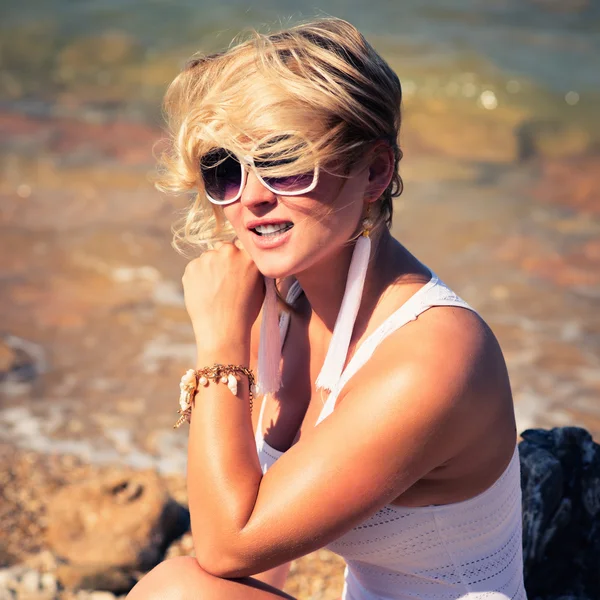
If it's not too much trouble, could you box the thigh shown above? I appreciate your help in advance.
[127,557,297,600]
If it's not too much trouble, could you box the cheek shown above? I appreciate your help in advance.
[222,205,243,233]
[316,181,364,237]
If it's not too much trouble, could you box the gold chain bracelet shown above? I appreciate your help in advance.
[174,364,256,428]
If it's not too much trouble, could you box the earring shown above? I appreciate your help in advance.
[361,203,373,238]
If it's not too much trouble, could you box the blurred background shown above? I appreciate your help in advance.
[1,0,599,597]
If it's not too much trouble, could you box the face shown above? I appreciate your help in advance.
[221,164,371,279]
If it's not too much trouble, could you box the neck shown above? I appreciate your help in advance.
[294,228,395,336]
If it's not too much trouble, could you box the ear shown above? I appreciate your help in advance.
[364,143,394,202]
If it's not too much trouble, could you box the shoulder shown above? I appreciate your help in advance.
[375,303,506,392]
[343,303,513,462]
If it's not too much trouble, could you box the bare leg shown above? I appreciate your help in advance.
[126,557,297,600]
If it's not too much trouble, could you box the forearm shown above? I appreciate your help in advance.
[187,340,263,564]
[252,562,292,589]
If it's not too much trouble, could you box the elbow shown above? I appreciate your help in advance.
[192,532,249,579]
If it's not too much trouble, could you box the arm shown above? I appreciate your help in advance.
[188,320,495,578]
[181,243,500,578]
[252,562,293,589]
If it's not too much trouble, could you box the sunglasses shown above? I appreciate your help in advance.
[200,147,319,205]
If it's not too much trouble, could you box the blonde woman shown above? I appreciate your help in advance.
[128,18,526,600]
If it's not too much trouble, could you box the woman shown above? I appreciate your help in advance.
[128,17,526,600]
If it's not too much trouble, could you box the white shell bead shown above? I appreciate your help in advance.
[227,374,238,395]
[179,392,189,410]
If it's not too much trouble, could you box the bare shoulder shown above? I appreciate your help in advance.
[359,304,507,398]
[346,304,516,473]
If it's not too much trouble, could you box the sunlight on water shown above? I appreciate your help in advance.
[1,0,598,468]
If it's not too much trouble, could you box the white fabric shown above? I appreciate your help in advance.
[257,277,283,396]
[315,233,371,392]
[254,271,527,599]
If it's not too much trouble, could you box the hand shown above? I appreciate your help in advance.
[182,241,264,354]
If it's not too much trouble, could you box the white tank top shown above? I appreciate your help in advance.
[254,271,527,600]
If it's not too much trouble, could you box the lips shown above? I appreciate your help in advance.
[246,220,294,236]
[252,222,294,236]
[246,219,294,250]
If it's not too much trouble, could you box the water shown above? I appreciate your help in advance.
[1,1,599,123]
[0,0,599,471]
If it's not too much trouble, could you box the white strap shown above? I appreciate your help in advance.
[314,275,476,426]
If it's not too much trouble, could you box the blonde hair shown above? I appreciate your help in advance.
[156,17,404,254]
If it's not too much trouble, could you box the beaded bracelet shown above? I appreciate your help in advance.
[174,364,256,428]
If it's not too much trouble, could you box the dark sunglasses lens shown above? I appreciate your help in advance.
[262,172,315,192]
[200,149,241,202]
[254,135,315,194]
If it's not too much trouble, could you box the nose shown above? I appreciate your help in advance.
[239,169,277,209]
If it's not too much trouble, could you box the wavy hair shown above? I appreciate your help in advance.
[156,17,404,254]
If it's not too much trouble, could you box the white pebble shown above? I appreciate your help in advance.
[0,588,15,600]
[20,569,40,594]
[0,571,11,589]
[40,572,58,593]
[87,592,117,600]
[20,569,41,593]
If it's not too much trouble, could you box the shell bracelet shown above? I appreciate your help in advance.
[175,363,256,428]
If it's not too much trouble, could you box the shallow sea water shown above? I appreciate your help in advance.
[0,0,599,471]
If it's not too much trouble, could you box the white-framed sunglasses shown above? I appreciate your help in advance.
[200,146,320,206]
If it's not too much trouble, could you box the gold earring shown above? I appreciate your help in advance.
[361,203,373,238]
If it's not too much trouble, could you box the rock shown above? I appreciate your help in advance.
[164,532,194,560]
[0,569,12,589]
[0,565,26,591]
[516,119,592,161]
[56,564,135,595]
[46,470,189,592]
[23,551,60,574]
[39,572,58,594]
[20,569,41,593]
[0,335,45,384]
[86,592,118,600]
[519,427,600,600]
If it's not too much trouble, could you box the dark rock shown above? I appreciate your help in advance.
[519,427,600,600]
[0,335,45,385]
[516,119,591,162]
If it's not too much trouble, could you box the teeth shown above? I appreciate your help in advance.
[254,223,292,235]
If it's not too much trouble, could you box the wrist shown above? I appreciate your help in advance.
[195,342,251,368]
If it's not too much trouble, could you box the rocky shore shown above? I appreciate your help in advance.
[0,443,346,600]
[2,427,600,600]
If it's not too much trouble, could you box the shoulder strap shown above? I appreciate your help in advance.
[314,274,476,426]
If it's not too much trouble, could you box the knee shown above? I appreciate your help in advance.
[127,556,207,600]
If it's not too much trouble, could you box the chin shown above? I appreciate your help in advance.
[254,258,296,280]
[249,247,310,280]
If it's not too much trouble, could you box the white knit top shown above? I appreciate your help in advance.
[255,272,527,600]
